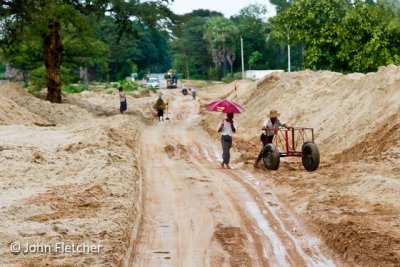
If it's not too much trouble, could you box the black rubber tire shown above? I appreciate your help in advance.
[262,143,280,170]
[302,142,320,171]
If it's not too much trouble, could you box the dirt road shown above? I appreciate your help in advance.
[0,70,398,266]
[125,91,337,266]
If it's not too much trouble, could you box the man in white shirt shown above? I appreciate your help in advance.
[254,109,291,168]
[218,113,237,169]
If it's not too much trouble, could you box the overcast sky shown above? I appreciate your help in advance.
[169,0,276,18]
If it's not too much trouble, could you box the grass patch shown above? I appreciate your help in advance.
[62,84,85,94]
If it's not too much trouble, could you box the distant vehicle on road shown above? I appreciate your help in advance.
[147,77,160,89]
[164,69,178,89]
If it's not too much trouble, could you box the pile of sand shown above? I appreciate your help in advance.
[203,65,400,159]
[0,94,51,126]
[0,83,151,265]
[0,83,94,125]
[64,89,157,119]
[200,65,400,266]
[0,118,143,266]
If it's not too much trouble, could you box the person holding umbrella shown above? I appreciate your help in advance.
[218,113,237,169]
[206,99,244,169]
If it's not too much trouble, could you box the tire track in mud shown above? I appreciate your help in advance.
[130,143,179,266]
[128,126,264,266]
[226,170,334,266]
[194,142,336,266]
[126,90,336,266]
[186,148,269,266]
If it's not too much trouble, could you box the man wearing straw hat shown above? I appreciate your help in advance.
[254,109,291,168]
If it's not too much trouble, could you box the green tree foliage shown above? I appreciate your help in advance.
[231,4,272,70]
[179,9,224,21]
[170,17,209,78]
[270,0,400,72]
[337,0,400,71]
[384,0,400,15]
[29,65,73,92]
[0,6,108,89]
[1,1,97,102]
[0,0,172,103]
[204,16,238,77]
[269,0,294,13]
[62,21,109,79]
[98,16,171,81]
[271,0,350,70]
[170,10,220,79]
[248,51,263,69]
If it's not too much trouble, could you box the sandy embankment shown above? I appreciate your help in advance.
[200,65,400,266]
[0,62,399,267]
[0,84,149,266]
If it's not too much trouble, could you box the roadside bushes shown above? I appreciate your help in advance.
[118,80,138,92]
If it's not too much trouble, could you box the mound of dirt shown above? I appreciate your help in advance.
[200,65,400,266]
[203,65,400,159]
[0,94,51,126]
[0,117,143,266]
[0,83,94,125]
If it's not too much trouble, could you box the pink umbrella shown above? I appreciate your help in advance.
[206,99,245,114]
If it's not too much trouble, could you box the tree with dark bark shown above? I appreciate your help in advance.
[0,0,172,103]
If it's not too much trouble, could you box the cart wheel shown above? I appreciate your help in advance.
[262,144,280,170]
[302,142,320,171]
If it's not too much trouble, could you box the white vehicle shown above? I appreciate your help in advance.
[147,77,160,89]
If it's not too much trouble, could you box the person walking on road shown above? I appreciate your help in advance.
[153,93,167,121]
[218,113,237,169]
[119,87,127,114]
[254,109,291,168]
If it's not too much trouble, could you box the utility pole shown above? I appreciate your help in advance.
[241,37,245,79]
[287,36,291,72]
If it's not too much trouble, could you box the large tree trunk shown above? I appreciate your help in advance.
[44,21,62,103]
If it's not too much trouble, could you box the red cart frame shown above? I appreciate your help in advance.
[266,127,315,157]
[262,127,319,171]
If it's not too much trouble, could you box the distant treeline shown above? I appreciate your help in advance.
[1,0,399,102]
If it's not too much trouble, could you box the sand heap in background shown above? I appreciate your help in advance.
[200,66,400,266]
[0,83,94,125]
[0,94,50,126]
[203,65,400,160]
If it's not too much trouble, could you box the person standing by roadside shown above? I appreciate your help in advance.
[218,113,237,169]
[119,87,127,114]
[254,109,291,168]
